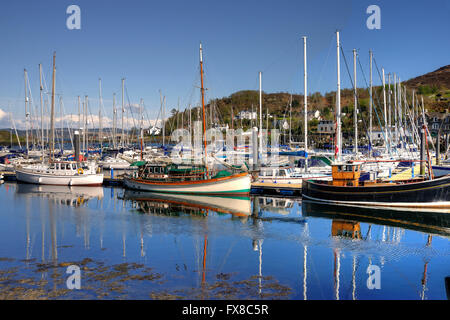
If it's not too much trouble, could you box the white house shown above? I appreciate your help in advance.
[318,120,335,134]
[236,110,257,120]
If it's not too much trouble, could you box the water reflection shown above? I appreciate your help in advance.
[16,183,104,207]
[1,183,449,299]
[121,190,252,217]
[302,200,450,300]
[302,200,450,237]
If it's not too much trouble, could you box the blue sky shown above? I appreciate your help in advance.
[0,0,449,128]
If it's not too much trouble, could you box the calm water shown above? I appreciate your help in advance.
[0,181,449,300]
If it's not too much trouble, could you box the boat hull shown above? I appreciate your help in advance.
[123,172,251,195]
[15,168,104,186]
[302,174,450,209]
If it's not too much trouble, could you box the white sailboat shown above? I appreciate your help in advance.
[15,52,104,186]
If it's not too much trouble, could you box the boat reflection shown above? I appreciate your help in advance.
[257,196,295,215]
[15,183,104,207]
[302,200,450,237]
[122,190,251,217]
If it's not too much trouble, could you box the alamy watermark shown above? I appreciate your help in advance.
[366,5,381,30]
[170,121,280,167]
[66,265,81,289]
[66,5,81,30]
[366,264,381,290]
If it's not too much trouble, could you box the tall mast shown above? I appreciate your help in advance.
[353,49,358,154]
[199,42,208,172]
[39,64,44,153]
[121,78,125,149]
[382,68,387,153]
[398,78,402,147]
[24,69,29,154]
[369,50,373,157]
[99,78,103,151]
[159,90,164,146]
[388,73,392,155]
[113,93,116,148]
[163,96,166,146]
[289,95,292,144]
[303,36,308,156]
[59,96,63,152]
[336,31,342,161]
[259,71,263,156]
[85,96,89,154]
[394,73,398,146]
[50,52,56,162]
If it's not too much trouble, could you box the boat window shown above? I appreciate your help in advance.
[66,164,71,170]
[279,170,286,176]
[49,164,55,170]
[346,165,353,172]
[154,167,159,173]
[149,167,153,173]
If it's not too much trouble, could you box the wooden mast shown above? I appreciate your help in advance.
[50,52,56,162]
[199,42,208,173]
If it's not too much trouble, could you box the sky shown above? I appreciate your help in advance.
[0,0,449,129]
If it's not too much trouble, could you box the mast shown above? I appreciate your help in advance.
[113,93,116,149]
[303,36,308,161]
[259,71,263,156]
[59,96,63,152]
[369,50,373,158]
[121,78,125,149]
[399,79,402,135]
[353,49,358,154]
[24,69,29,154]
[39,64,44,153]
[382,68,387,153]
[289,95,292,144]
[388,73,392,155]
[50,52,56,162]
[99,78,103,151]
[163,96,166,146]
[394,73,398,147]
[199,42,208,172]
[336,31,342,162]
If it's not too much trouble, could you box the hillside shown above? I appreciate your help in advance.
[404,65,450,91]
[404,65,450,112]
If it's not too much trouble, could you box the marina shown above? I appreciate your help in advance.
[0,0,449,303]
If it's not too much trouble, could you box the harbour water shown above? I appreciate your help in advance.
[0,182,449,300]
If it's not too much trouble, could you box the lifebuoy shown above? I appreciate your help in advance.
[78,168,84,175]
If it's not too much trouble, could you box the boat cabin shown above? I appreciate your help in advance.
[331,162,361,187]
[137,163,207,181]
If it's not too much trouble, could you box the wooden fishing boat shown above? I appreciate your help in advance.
[123,42,251,195]
[302,162,450,210]
[124,162,251,195]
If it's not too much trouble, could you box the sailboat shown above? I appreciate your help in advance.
[15,52,104,186]
[302,32,450,211]
[123,43,251,195]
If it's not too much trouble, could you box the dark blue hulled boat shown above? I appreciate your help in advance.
[302,162,450,211]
